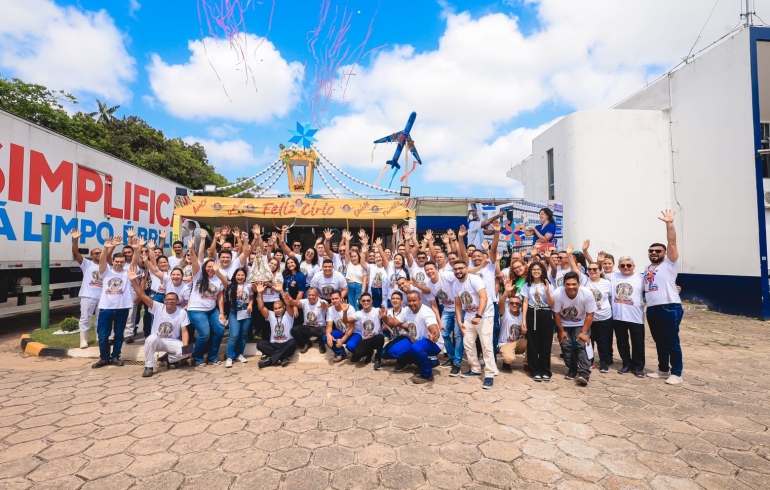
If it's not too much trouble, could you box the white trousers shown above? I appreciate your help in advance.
[79,297,99,332]
[124,302,140,337]
[463,316,498,378]
[144,335,187,368]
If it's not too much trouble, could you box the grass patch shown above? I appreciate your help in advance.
[30,323,97,349]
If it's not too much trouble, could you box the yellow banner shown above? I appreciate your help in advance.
[174,196,417,220]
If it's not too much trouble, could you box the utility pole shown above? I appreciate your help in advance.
[743,0,755,27]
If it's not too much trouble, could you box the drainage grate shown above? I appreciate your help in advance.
[121,359,144,366]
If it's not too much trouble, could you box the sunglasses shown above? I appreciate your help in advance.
[648,249,664,254]
[511,302,522,306]
[360,299,372,303]
[587,267,601,271]
[619,264,634,269]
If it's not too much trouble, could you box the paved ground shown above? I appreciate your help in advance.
[0,309,769,489]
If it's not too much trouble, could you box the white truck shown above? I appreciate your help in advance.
[0,109,189,312]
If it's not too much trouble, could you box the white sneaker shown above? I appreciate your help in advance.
[237,355,248,363]
[646,370,669,379]
[665,375,683,385]
[79,331,88,349]
[225,359,233,368]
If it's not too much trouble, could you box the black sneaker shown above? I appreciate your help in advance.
[125,336,134,344]
[541,375,551,382]
[333,354,347,363]
[158,353,169,365]
[92,359,110,369]
[319,342,327,354]
[575,375,588,386]
[364,354,373,365]
[564,372,577,380]
[634,369,646,378]
[281,358,290,367]
[394,361,409,372]
[142,367,153,377]
[373,359,382,371]
[440,360,452,368]
[167,361,179,370]
[111,358,125,367]
[502,362,512,372]
[618,366,631,374]
[600,363,609,373]
[258,359,271,369]
[449,365,461,377]
[300,344,310,354]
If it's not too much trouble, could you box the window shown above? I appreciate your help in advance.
[547,149,555,200]
[762,123,770,179]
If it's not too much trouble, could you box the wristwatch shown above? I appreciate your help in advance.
[474,314,483,319]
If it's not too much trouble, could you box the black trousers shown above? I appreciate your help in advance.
[613,320,645,370]
[591,318,614,365]
[526,308,554,377]
[561,327,592,379]
[351,334,385,362]
[251,301,274,340]
[291,324,326,347]
[257,338,297,364]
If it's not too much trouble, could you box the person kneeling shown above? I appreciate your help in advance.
[128,268,190,377]
[400,291,443,384]
[256,281,298,368]
[343,293,385,370]
[499,278,527,372]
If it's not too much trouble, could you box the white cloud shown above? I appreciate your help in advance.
[129,0,141,18]
[148,35,304,123]
[0,0,136,103]
[317,0,769,188]
[141,95,155,108]
[207,123,241,139]
[183,137,261,170]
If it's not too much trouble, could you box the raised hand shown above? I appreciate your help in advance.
[379,304,387,318]
[255,282,266,294]
[566,244,574,255]
[447,229,456,240]
[70,229,82,240]
[482,240,490,252]
[241,231,248,242]
[252,224,261,236]
[274,279,284,291]
[597,251,606,262]
[126,228,137,239]
[187,237,195,250]
[342,229,352,241]
[112,236,124,247]
[659,209,676,223]
[281,225,289,234]
[458,225,467,237]
[221,226,231,236]
[211,262,220,273]
[358,229,367,240]
[159,230,167,239]
[391,224,398,234]
[233,227,240,236]
[492,221,501,233]
[128,268,139,281]
[213,227,221,238]
[441,234,450,245]
[200,229,208,239]
[374,237,383,248]
[218,235,225,245]
[361,243,370,254]
[582,239,590,251]
[323,228,333,240]
[504,277,514,292]
[147,240,156,250]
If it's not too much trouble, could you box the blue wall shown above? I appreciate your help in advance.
[678,273,764,319]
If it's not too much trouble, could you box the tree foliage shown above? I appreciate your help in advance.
[0,77,231,191]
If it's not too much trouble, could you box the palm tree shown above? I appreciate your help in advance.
[88,100,120,125]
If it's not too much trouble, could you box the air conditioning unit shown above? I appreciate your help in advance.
[765,191,770,208]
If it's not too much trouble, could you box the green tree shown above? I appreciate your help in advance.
[0,77,75,134]
[87,99,120,125]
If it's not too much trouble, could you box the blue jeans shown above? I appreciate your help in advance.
[382,335,413,360]
[441,309,462,366]
[348,282,363,310]
[97,308,129,361]
[322,330,345,356]
[412,339,441,379]
[647,303,684,376]
[227,312,251,359]
[371,287,382,308]
[345,333,362,353]
[188,308,225,365]
[492,302,500,355]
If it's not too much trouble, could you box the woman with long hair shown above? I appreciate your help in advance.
[187,248,229,366]
[385,253,410,308]
[299,247,320,283]
[344,249,368,311]
[520,262,555,382]
[282,256,307,300]
[503,259,528,296]
[225,267,252,368]
[526,207,557,253]
[369,238,388,308]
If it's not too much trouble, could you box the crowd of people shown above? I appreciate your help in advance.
[70,207,685,389]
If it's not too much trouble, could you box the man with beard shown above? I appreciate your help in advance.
[644,210,685,386]
[553,272,596,386]
[288,288,329,354]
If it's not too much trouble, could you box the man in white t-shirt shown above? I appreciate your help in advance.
[609,256,646,377]
[93,236,135,369]
[453,260,496,389]
[553,272,596,386]
[395,291,442,384]
[288,287,329,354]
[70,229,102,349]
[310,260,348,302]
[644,210,684,385]
[168,240,185,270]
[128,272,190,377]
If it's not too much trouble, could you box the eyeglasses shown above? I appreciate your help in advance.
[587,267,601,271]
[648,249,664,254]
[360,299,372,303]
[511,302,522,306]
[619,264,634,269]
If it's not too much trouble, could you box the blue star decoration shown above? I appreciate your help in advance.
[288,122,318,149]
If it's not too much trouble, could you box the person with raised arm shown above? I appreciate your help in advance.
[498,278,527,373]
[128,268,190,377]
[70,229,102,349]
[93,236,132,368]
[256,281,298,368]
[645,210,685,385]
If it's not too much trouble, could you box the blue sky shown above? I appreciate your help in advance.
[2,0,762,198]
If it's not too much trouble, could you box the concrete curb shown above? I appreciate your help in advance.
[19,332,69,357]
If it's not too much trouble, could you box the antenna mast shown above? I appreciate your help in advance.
[742,0,755,27]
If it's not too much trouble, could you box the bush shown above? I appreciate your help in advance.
[59,317,79,332]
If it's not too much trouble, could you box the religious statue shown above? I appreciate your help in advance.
[247,246,274,283]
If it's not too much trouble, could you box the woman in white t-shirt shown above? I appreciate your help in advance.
[344,250,367,311]
[187,258,229,366]
[165,268,191,309]
[298,247,320,284]
[225,267,253,368]
[520,262,555,382]
[584,262,613,372]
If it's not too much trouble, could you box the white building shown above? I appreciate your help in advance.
[507,26,770,319]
